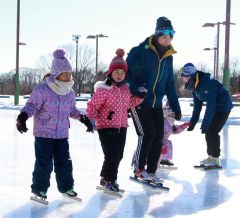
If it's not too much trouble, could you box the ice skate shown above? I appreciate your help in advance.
[63,189,82,202]
[30,191,49,205]
[158,159,178,170]
[202,157,222,170]
[194,156,212,168]
[96,180,123,198]
[130,169,169,191]
[194,157,222,170]
[134,169,153,181]
[99,178,125,193]
[149,173,164,185]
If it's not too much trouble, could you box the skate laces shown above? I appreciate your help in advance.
[65,189,77,196]
[200,157,212,165]
[150,173,162,183]
[204,157,219,166]
[37,191,47,198]
[112,181,120,192]
[135,169,153,181]
[100,178,107,186]
[105,181,119,192]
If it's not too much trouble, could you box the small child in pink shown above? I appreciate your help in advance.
[159,102,190,166]
[86,49,146,192]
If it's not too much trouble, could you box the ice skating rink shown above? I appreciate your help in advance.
[0,100,240,218]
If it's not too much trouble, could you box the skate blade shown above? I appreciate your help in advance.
[63,194,82,202]
[194,165,222,170]
[194,165,205,168]
[203,165,223,170]
[158,165,178,170]
[96,186,123,198]
[129,176,169,192]
[30,196,49,205]
[96,185,125,193]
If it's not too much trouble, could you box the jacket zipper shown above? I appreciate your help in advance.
[118,87,122,132]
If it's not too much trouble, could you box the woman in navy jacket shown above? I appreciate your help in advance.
[181,63,233,167]
[127,17,181,183]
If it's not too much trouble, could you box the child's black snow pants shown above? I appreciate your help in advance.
[98,128,127,182]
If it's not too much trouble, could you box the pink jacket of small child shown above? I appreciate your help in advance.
[160,108,190,160]
[86,80,143,129]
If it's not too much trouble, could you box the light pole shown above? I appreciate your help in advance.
[203,19,235,83]
[86,34,108,75]
[72,34,81,95]
[203,48,217,78]
[203,22,225,81]
[14,0,21,105]
[223,0,236,91]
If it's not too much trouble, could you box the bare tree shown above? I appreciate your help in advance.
[35,53,52,73]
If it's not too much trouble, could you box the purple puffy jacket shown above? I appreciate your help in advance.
[21,83,82,139]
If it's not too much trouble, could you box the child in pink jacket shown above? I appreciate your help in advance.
[159,101,190,167]
[86,49,146,193]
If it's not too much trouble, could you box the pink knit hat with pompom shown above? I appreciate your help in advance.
[108,49,128,75]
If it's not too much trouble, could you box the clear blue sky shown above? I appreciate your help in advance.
[0,0,239,73]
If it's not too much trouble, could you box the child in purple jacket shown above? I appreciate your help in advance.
[16,49,93,202]
[159,102,190,167]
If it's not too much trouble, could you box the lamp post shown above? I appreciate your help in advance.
[203,19,235,83]
[203,48,217,78]
[72,34,81,95]
[203,22,225,81]
[223,0,236,90]
[14,0,21,105]
[86,34,108,74]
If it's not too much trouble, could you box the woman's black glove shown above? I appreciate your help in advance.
[80,115,94,132]
[187,122,196,131]
[16,112,28,133]
[136,86,148,98]
[174,111,182,121]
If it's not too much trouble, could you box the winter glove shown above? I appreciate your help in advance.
[187,122,196,131]
[136,86,148,99]
[80,114,94,133]
[172,125,177,132]
[174,111,182,121]
[16,112,28,133]
[201,129,206,134]
[107,111,115,120]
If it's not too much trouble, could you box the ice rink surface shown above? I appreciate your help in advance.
[0,97,240,218]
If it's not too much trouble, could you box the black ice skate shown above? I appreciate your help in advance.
[63,189,82,202]
[30,191,49,205]
[96,180,123,198]
[159,159,178,170]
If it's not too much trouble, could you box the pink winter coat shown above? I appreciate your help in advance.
[86,81,143,129]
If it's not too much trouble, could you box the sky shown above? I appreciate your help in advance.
[0,0,240,74]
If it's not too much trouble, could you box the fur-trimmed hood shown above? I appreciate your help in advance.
[94,79,129,93]
[94,80,113,93]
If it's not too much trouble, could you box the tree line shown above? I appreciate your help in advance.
[0,44,239,99]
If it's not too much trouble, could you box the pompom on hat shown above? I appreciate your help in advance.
[49,49,72,80]
[108,49,128,75]
[180,63,197,77]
